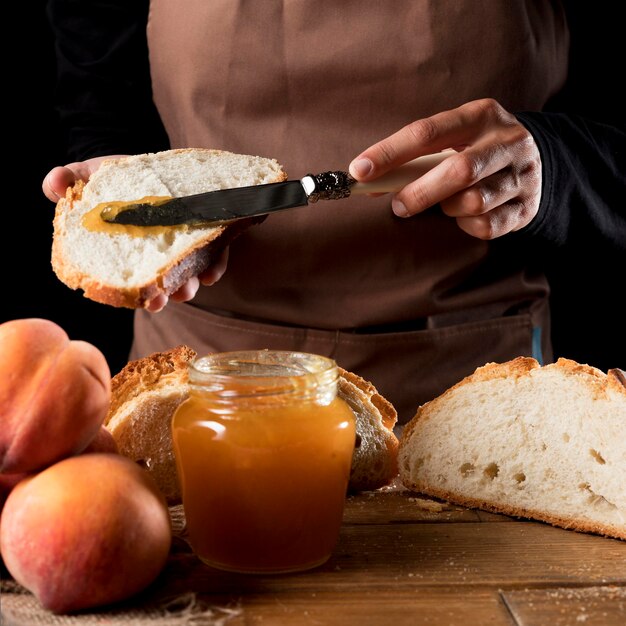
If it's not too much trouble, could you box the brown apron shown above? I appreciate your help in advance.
[138,0,569,422]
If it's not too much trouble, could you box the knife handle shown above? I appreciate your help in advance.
[350,151,453,195]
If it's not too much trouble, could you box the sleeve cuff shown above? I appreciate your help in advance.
[510,112,563,247]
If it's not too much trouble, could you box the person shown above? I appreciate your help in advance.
[43,1,625,422]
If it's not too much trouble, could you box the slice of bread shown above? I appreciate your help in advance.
[104,345,197,504]
[338,368,399,492]
[105,348,399,503]
[398,357,626,540]
[52,149,287,308]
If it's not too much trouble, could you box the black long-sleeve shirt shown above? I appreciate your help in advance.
[511,112,625,367]
[47,0,626,367]
[516,112,625,255]
[47,0,169,159]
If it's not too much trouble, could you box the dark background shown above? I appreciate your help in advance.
[5,2,135,375]
[4,3,623,376]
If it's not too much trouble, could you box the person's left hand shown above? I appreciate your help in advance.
[349,98,542,240]
[42,155,230,314]
[145,247,230,312]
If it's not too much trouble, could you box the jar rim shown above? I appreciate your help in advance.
[189,350,339,398]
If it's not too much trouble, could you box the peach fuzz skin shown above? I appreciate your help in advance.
[0,431,117,559]
[0,318,111,473]
[0,454,172,613]
[82,426,118,455]
[0,472,28,511]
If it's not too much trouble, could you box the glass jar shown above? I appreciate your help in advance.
[171,350,356,574]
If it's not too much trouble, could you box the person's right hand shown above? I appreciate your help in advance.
[42,155,230,311]
[42,155,128,203]
[349,98,542,240]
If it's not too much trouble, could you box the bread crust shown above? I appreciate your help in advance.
[105,348,400,501]
[399,356,626,541]
[401,357,626,446]
[104,346,197,504]
[608,368,626,393]
[401,481,626,541]
[105,345,196,420]
[338,367,398,432]
[52,184,260,309]
[51,149,287,309]
[338,367,399,491]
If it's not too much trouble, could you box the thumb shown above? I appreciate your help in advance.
[42,155,128,203]
[42,166,78,202]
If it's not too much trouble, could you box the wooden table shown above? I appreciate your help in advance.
[2,482,625,625]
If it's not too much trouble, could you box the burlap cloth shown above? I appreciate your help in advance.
[0,506,243,626]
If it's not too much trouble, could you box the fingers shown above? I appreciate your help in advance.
[145,248,230,313]
[442,162,541,239]
[350,98,543,240]
[439,168,518,218]
[170,276,200,303]
[70,155,127,181]
[42,155,128,203]
[390,142,511,217]
[42,166,78,202]
[146,294,169,313]
[350,98,511,181]
[145,277,200,313]
[198,248,229,286]
[455,199,537,240]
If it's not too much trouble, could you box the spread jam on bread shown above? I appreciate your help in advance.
[82,196,190,237]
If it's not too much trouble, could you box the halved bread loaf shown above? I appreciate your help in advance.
[105,347,399,502]
[338,368,399,492]
[399,357,626,540]
[52,149,286,308]
[104,345,197,503]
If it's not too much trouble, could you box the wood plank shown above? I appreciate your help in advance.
[0,584,516,626]
[502,586,626,626]
[193,588,517,626]
[171,487,515,530]
[476,509,515,522]
[343,490,481,524]
[4,493,624,626]
[171,490,489,535]
[156,521,626,597]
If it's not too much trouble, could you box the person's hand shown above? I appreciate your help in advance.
[144,247,230,312]
[43,155,128,202]
[349,98,542,240]
[42,156,229,312]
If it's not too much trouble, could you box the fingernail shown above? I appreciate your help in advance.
[44,173,60,200]
[350,158,373,178]
[392,199,409,217]
[146,296,167,313]
[200,274,217,286]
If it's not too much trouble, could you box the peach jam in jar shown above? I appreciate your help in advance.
[171,350,356,574]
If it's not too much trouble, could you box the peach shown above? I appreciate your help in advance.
[0,472,28,560]
[0,318,111,473]
[81,426,119,455]
[0,472,27,511]
[0,453,171,613]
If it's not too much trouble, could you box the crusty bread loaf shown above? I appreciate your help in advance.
[105,348,399,502]
[104,345,197,503]
[399,357,626,540]
[338,368,399,491]
[52,149,286,308]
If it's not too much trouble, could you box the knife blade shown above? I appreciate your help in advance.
[99,152,452,227]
